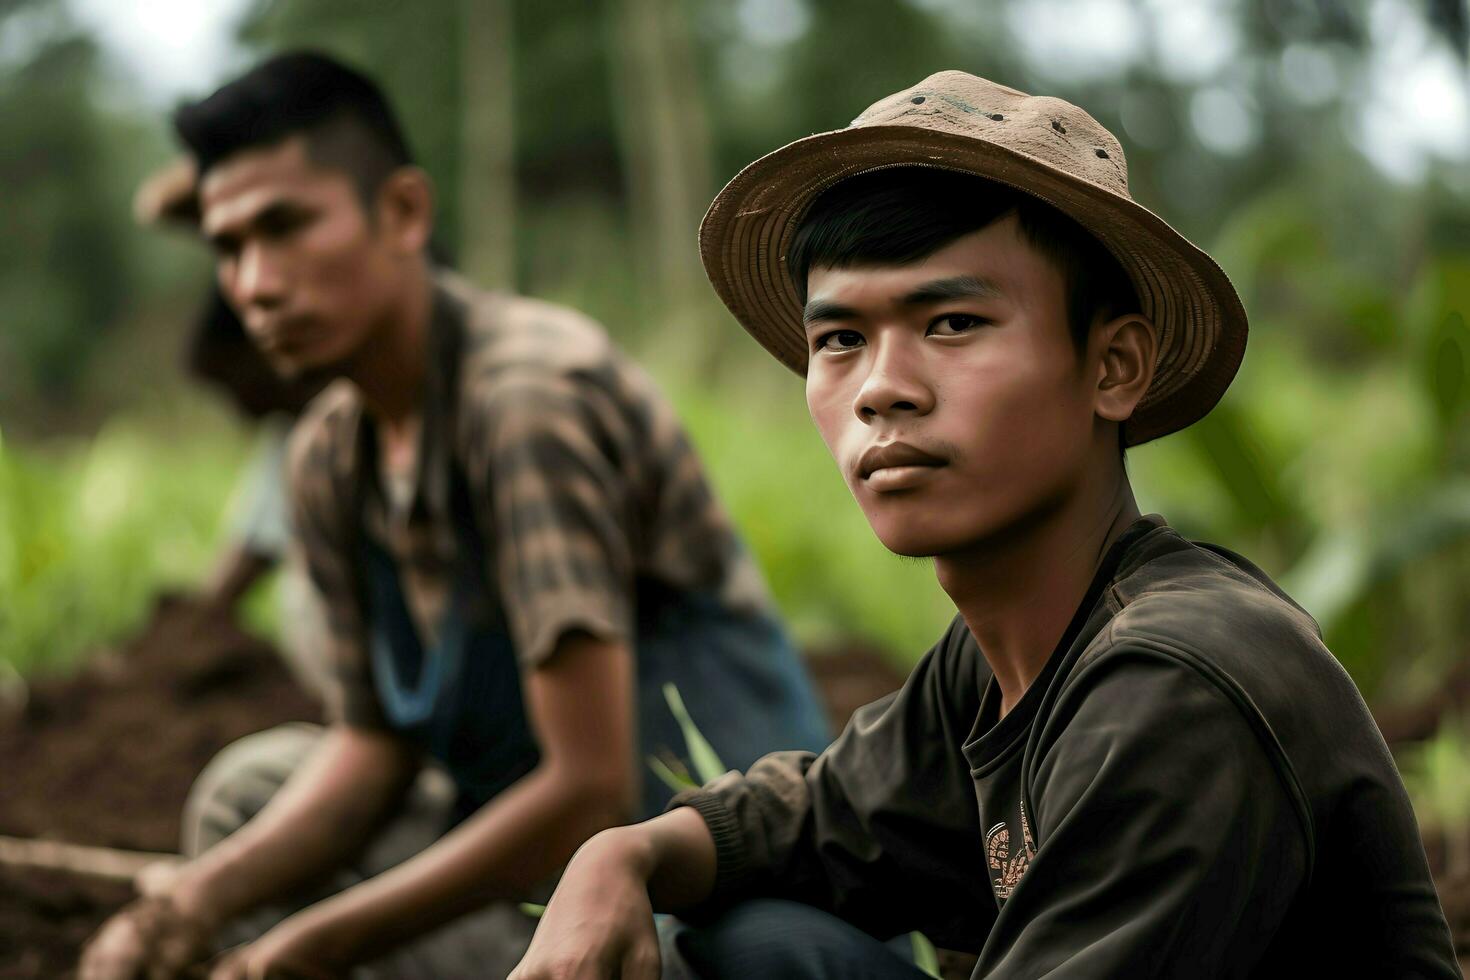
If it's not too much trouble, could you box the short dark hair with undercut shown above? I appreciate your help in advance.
[173,51,415,205]
[787,168,1140,352]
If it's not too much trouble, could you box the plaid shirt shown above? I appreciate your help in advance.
[287,271,774,727]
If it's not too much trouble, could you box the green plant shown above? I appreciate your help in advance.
[1400,715,1470,878]
[0,418,250,675]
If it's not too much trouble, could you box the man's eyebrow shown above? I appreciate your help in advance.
[204,198,311,249]
[802,299,861,326]
[899,275,1004,306]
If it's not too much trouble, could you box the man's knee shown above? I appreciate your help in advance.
[181,723,322,857]
[664,899,924,980]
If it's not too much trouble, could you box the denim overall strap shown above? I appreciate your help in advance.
[362,473,541,824]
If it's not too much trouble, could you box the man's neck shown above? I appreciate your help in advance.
[936,462,1141,718]
[345,259,434,434]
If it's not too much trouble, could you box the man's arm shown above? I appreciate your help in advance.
[511,621,993,980]
[227,630,641,969]
[172,726,418,924]
[667,620,991,942]
[200,540,275,612]
[78,726,416,980]
[507,807,715,980]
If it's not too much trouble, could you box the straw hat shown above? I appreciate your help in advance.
[699,70,1247,446]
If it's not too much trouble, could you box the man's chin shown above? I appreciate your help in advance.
[264,350,343,383]
[869,523,952,559]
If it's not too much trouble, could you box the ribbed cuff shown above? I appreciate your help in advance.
[666,789,752,906]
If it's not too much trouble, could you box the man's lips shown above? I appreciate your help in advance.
[251,316,313,352]
[856,441,948,480]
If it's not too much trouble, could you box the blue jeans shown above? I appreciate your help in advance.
[659,900,929,980]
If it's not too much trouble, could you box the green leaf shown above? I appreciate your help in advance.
[910,932,940,977]
[662,682,726,784]
[647,753,698,794]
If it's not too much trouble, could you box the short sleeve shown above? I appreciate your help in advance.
[285,413,385,728]
[464,374,636,669]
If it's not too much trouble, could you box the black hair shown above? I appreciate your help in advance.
[173,51,415,204]
[787,168,1140,352]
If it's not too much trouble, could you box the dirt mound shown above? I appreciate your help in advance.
[0,595,319,976]
[803,639,909,734]
[1375,660,1470,746]
[0,869,131,979]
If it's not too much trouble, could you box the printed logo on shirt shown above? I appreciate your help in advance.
[985,800,1037,902]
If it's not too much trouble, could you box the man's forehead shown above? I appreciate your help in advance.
[806,224,1030,304]
[198,137,336,231]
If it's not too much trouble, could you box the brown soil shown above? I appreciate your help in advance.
[0,611,924,978]
[0,595,319,978]
[1374,660,1470,747]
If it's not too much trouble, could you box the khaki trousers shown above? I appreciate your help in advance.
[183,723,539,979]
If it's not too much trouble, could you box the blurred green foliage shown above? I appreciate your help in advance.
[1,0,1467,713]
[1401,713,1470,875]
[0,418,248,675]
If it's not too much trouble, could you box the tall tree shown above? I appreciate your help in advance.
[605,0,715,340]
[458,0,517,290]
[0,2,132,399]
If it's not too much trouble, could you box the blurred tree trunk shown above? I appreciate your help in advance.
[459,0,517,290]
[605,0,715,348]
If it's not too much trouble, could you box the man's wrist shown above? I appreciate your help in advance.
[637,807,720,911]
[581,825,658,881]
[166,862,232,935]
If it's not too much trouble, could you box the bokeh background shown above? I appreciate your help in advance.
[2,0,1469,839]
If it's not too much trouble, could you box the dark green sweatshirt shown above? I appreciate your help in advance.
[673,516,1457,977]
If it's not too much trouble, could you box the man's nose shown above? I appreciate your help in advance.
[853,337,935,423]
[231,241,287,310]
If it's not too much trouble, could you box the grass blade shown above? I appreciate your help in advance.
[662,682,726,784]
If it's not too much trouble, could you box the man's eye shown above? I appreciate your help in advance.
[818,330,864,351]
[259,211,308,240]
[930,314,987,335]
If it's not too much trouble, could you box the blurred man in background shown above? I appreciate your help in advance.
[81,50,828,979]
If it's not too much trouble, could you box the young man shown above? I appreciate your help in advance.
[510,71,1458,978]
[79,52,828,979]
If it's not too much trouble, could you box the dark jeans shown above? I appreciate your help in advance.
[659,899,929,980]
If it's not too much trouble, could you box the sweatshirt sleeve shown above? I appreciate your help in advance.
[977,649,1310,978]
[668,618,996,948]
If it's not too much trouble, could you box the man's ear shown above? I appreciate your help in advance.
[1094,312,1157,424]
[375,166,435,255]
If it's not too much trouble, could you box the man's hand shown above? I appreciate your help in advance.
[207,911,349,980]
[78,895,213,980]
[508,830,661,980]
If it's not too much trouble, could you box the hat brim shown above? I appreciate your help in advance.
[699,125,1247,447]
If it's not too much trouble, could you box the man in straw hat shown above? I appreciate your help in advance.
[80,51,829,979]
[510,71,1457,978]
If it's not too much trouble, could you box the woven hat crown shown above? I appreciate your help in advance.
[852,72,1132,199]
